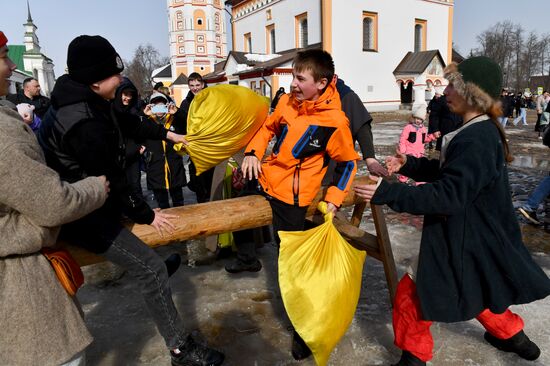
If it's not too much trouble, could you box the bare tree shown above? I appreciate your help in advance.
[474,21,548,91]
[124,44,169,96]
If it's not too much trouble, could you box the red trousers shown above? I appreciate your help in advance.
[393,275,524,362]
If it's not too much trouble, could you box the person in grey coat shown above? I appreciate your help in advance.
[0,31,109,365]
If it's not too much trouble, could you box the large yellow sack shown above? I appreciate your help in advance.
[173,84,268,175]
[278,202,366,366]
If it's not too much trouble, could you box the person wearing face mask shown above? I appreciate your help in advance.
[143,92,187,209]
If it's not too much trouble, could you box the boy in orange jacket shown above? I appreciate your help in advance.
[226,49,360,360]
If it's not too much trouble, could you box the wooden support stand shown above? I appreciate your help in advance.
[66,175,398,303]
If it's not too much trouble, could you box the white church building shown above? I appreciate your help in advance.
[159,0,456,110]
[7,3,56,96]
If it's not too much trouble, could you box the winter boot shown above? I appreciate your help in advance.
[224,258,262,273]
[484,330,541,361]
[291,330,312,360]
[171,334,224,366]
[391,351,426,366]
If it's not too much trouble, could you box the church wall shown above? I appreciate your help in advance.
[331,0,452,111]
[232,0,321,54]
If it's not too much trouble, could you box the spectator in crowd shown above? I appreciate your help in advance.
[512,92,529,126]
[396,105,440,184]
[113,76,146,200]
[143,92,187,208]
[534,91,548,133]
[7,76,51,119]
[427,92,462,150]
[175,72,215,203]
[498,89,512,127]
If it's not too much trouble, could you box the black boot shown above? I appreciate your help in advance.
[171,335,224,366]
[224,258,262,273]
[391,351,426,366]
[484,330,541,361]
[165,253,181,277]
[291,330,312,360]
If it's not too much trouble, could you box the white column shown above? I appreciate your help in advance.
[413,74,427,110]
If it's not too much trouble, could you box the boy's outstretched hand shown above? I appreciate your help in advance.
[242,155,262,180]
[166,132,189,146]
[385,147,407,175]
[353,175,380,202]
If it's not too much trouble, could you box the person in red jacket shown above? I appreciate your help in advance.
[227,49,360,361]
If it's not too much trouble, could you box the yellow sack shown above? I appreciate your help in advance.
[173,84,268,175]
[278,202,366,366]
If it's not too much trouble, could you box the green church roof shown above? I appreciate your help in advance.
[7,45,31,74]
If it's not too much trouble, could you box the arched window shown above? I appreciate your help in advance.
[295,13,308,48]
[362,12,378,52]
[414,19,427,52]
[414,24,422,52]
[194,9,206,30]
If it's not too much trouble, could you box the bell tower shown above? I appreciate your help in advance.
[167,0,228,79]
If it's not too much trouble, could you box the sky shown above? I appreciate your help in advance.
[2,0,549,77]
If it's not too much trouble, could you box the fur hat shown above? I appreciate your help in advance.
[0,31,7,48]
[444,56,502,112]
[412,105,427,121]
[67,35,124,85]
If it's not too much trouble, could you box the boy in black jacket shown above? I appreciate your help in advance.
[38,35,224,366]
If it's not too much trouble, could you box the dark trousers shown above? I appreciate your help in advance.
[153,187,184,209]
[234,196,308,262]
[188,161,215,203]
[103,228,186,349]
[125,160,144,201]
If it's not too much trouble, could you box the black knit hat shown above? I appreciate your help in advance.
[67,35,124,85]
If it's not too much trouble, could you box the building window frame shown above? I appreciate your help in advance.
[295,12,308,48]
[414,18,427,52]
[266,24,275,54]
[244,32,252,52]
[362,11,378,52]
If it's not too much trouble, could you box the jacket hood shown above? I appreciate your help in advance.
[291,77,342,115]
[113,77,139,112]
[50,74,108,109]
[336,78,352,100]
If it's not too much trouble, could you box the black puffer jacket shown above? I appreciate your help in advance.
[144,113,187,190]
[38,75,168,253]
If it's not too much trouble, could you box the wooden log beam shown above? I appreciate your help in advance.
[69,175,374,266]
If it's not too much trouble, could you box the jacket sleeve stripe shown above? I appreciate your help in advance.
[336,160,355,190]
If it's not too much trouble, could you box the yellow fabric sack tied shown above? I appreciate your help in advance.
[173,84,268,175]
[278,202,366,366]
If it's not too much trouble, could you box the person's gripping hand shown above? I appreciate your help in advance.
[241,155,262,180]
[150,208,177,237]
